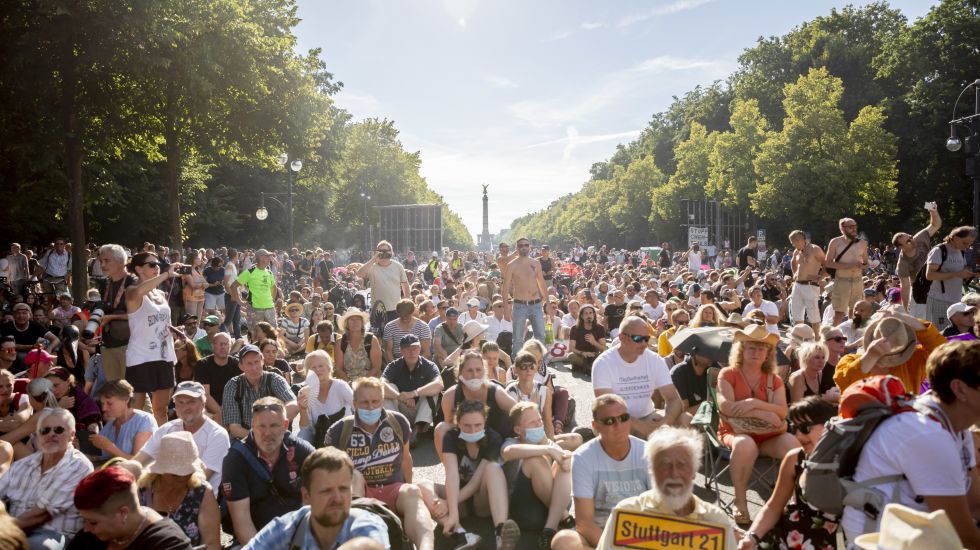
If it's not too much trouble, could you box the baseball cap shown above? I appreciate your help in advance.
[445,307,460,318]
[467,298,480,308]
[202,315,220,325]
[863,288,877,297]
[172,381,207,400]
[12,303,30,313]
[239,344,261,359]
[946,302,976,320]
[431,251,439,257]
[400,334,422,348]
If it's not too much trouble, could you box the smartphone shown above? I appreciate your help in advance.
[176,266,193,275]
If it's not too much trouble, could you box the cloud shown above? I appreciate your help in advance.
[333,89,382,120]
[526,126,643,160]
[508,55,735,128]
[617,0,714,27]
[484,75,519,89]
[580,21,605,30]
[542,20,606,42]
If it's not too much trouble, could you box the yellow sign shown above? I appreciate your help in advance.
[609,509,727,550]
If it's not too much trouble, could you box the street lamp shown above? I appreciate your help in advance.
[947,78,980,231]
[360,191,371,251]
[256,153,302,249]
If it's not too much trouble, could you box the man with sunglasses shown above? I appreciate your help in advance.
[593,316,684,439]
[0,408,93,549]
[355,240,410,338]
[552,394,649,550]
[222,396,315,546]
[502,237,549,359]
[893,201,941,315]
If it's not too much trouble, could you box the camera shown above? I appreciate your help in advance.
[83,308,104,339]
[379,251,393,259]
[176,266,192,275]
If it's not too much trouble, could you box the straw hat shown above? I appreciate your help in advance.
[284,302,304,316]
[147,432,205,477]
[724,312,748,328]
[861,317,917,372]
[339,307,370,331]
[733,323,780,347]
[461,320,489,344]
[854,503,963,550]
[788,323,815,343]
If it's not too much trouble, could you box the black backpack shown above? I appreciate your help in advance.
[911,244,947,305]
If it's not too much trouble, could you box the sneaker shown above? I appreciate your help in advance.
[451,530,482,550]
[495,519,520,550]
[558,515,576,530]
[538,528,557,550]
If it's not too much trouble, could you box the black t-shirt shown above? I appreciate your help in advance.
[99,274,138,348]
[442,427,503,485]
[203,266,226,295]
[603,304,626,332]
[761,284,781,303]
[737,246,756,269]
[0,321,48,347]
[539,257,554,279]
[66,517,193,550]
[195,355,240,405]
[222,433,314,532]
[569,324,607,353]
[669,360,709,409]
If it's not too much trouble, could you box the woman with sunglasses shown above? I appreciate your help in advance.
[788,342,840,405]
[125,251,179,426]
[434,350,516,462]
[738,397,839,550]
[505,351,582,452]
[428,399,516,549]
[819,326,848,369]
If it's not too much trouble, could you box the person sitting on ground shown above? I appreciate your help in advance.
[380,334,443,447]
[429,399,518,550]
[506,351,582,451]
[89,379,157,461]
[306,320,336,354]
[334,307,382,384]
[279,303,311,358]
[193,315,222,357]
[45,366,101,436]
[568,305,607,375]
[435,351,517,462]
[0,369,30,437]
[481,340,512,385]
[689,303,723,328]
[244,447,390,550]
[133,381,229,494]
[738,397,839,550]
[297,350,353,446]
[669,351,715,419]
[172,335,201,385]
[432,307,464,368]
[259,338,291,379]
[382,300,432,364]
[501,401,574,549]
[137,432,221,550]
[324,377,436,550]
[220,344,298,440]
[551,394,651,550]
[68,466,193,549]
[593,316,684,438]
[943,302,976,338]
[193,332,237,425]
[717,324,801,526]
[788,342,839,405]
[656,307,690,358]
[222,396,315,546]
[0,407,94,548]
[596,426,737,550]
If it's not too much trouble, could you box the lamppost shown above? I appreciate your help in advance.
[946,78,980,231]
[256,153,302,250]
[360,190,371,252]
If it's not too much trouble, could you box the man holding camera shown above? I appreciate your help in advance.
[97,244,137,381]
[355,240,409,338]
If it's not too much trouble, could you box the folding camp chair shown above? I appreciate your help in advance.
[692,367,780,513]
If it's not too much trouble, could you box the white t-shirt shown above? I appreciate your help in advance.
[561,313,577,329]
[591,348,672,418]
[363,261,407,310]
[459,310,488,325]
[642,303,664,321]
[841,400,976,540]
[743,300,780,333]
[139,418,230,493]
[688,251,702,273]
[487,316,512,342]
[305,372,354,421]
[571,436,651,527]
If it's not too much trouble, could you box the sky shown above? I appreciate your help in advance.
[294,0,937,241]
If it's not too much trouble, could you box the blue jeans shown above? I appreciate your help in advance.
[223,294,242,338]
[27,528,65,549]
[511,301,546,359]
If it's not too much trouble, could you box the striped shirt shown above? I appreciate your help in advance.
[0,447,93,536]
[220,372,295,430]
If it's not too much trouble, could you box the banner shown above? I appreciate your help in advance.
[688,227,709,248]
[608,509,727,550]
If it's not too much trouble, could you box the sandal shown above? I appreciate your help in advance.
[731,506,752,526]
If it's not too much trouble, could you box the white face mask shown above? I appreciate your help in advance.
[461,377,484,391]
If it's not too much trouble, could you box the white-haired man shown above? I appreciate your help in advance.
[596,427,736,549]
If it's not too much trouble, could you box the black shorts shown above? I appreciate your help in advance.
[126,360,176,393]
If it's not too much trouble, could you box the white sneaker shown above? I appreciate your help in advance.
[451,530,482,550]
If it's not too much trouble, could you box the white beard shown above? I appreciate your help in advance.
[655,479,694,513]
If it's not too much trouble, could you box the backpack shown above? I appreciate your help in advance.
[339,332,374,356]
[288,497,412,550]
[910,244,948,305]
[800,376,947,528]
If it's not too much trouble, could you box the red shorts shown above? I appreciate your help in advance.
[721,431,783,448]
[365,482,404,511]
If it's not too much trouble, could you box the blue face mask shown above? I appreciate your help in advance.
[357,407,383,425]
[459,429,485,443]
[524,426,546,444]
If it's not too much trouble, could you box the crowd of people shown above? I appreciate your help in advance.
[0,201,977,549]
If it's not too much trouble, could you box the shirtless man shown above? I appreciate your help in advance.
[502,237,549,359]
[789,230,826,331]
[824,218,868,325]
[496,242,517,277]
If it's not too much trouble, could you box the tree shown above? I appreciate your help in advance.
[650,123,718,243]
[706,99,770,210]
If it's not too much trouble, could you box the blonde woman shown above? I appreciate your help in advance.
[297,350,353,446]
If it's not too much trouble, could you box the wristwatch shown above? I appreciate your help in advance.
[747,531,762,546]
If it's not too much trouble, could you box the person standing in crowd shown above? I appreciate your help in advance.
[736,236,758,270]
[356,240,410,338]
[893,202,941,315]
[96,245,136,382]
[788,230,825,331]
[37,238,71,296]
[244,447,390,549]
[6,243,29,297]
[231,248,281,326]
[539,245,556,289]
[222,248,242,338]
[223,396,315,546]
[502,237,549,359]
[924,226,977,330]
[824,217,869,326]
[181,251,207,321]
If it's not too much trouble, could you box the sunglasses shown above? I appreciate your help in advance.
[516,362,537,371]
[626,334,650,343]
[597,413,631,426]
[40,425,67,436]
[377,249,391,253]
[827,336,846,343]
[252,403,284,414]
[788,421,813,435]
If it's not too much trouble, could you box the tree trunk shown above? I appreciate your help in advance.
[165,84,182,250]
[62,31,87,301]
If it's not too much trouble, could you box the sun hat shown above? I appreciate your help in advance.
[461,320,489,344]
[860,317,917,371]
[284,303,304,316]
[724,312,748,328]
[146,432,205,477]
[788,323,816,343]
[854,503,963,550]
[339,307,370,331]
[732,323,780,347]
